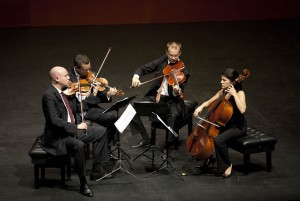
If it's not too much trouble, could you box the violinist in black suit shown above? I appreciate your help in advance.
[130,41,190,149]
[41,66,112,197]
[68,54,119,159]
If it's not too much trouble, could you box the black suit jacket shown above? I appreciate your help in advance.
[41,85,80,155]
[134,54,190,99]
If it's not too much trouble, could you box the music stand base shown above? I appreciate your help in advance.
[96,159,143,182]
[110,143,132,169]
[143,159,184,181]
[96,142,143,182]
[133,145,164,170]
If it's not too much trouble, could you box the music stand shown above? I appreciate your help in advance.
[104,95,136,164]
[143,112,184,180]
[132,102,179,174]
[96,96,143,182]
[132,102,169,166]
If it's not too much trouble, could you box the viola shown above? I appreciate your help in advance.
[163,60,186,99]
[63,77,124,96]
[64,70,124,96]
[84,71,124,95]
[185,69,250,160]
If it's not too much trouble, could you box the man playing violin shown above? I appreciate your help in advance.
[41,66,113,197]
[131,41,190,149]
[68,54,119,160]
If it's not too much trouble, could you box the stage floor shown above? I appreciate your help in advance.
[0,19,300,201]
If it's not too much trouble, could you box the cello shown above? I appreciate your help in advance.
[185,69,250,160]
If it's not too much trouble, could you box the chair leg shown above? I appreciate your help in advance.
[34,165,40,189]
[40,166,45,180]
[61,165,66,187]
[266,151,272,172]
[243,154,250,175]
[67,156,71,178]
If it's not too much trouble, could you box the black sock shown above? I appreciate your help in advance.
[80,176,87,186]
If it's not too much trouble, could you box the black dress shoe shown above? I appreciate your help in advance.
[195,155,216,169]
[80,184,93,197]
[132,139,150,148]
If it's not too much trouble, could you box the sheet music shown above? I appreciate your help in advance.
[114,104,136,133]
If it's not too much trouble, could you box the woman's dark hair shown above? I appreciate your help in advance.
[222,68,243,91]
[74,54,90,68]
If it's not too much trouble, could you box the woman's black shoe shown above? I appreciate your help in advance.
[195,155,216,169]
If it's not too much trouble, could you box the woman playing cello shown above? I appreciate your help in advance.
[193,68,247,178]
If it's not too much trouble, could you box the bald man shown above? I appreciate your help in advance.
[41,66,112,197]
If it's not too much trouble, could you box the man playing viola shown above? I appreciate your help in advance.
[68,54,119,160]
[130,41,190,149]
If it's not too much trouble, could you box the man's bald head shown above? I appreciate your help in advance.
[49,66,70,88]
[49,66,66,81]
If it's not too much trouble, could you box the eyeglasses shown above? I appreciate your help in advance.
[167,53,180,59]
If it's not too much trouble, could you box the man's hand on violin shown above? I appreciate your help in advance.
[77,122,87,130]
[173,85,180,95]
[91,84,99,96]
[107,87,118,97]
[132,75,140,87]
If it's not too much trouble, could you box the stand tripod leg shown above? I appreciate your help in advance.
[96,143,143,182]
[133,145,165,170]
[181,157,195,176]
[143,148,184,181]
[133,146,153,161]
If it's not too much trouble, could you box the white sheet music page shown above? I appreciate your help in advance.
[114,104,136,133]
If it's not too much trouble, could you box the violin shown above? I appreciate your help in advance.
[163,60,186,99]
[63,72,124,96]
[84,71,124,95]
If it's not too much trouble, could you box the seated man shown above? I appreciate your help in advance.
[130,41,190,149]
[68,54,119,159]
[41,66,112,197]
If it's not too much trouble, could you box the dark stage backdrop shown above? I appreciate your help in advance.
[1,0,300,28]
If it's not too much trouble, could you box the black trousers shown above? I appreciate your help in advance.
[62,126,109,177]
[84,107,118,145]
[214,125,247,173]
[129,95,183,142]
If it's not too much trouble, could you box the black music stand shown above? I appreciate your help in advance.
[143,112,183,180]
[96,96,143,182]
[132,102,170,167]
[103,95,136,165]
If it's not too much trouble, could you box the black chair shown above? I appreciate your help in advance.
[29,136,71,188]
[228,127,277,174]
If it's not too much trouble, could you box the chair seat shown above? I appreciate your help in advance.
[228,127,277,154]
[228,127,277,174]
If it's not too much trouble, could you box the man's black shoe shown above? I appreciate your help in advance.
[80,184,93,197]
[132,139,150,148]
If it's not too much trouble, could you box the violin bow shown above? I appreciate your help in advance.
[88,47,112,93]
[74,67,85,123]
[131,66,185,88]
